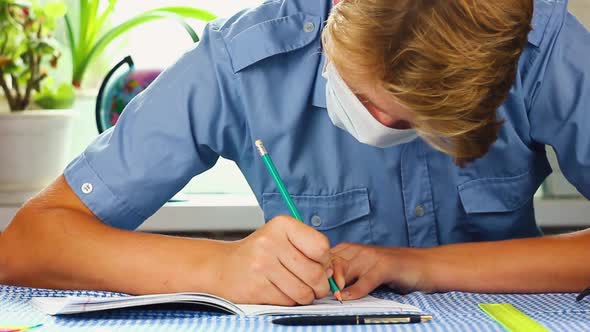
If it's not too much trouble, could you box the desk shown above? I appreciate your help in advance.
[1,285,589,331]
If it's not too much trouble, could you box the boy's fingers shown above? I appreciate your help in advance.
[330,255,348,290]
[278,244,330,299]
[330,242,353,255]
[268,261,316,305]
[264,278,298,306]
[342,271,381,300]
[329,243,364,261]
[284,220,331,265]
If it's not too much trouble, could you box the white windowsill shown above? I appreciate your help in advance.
[0,195,588,232]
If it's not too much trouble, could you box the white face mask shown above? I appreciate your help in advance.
[322,62,418,148]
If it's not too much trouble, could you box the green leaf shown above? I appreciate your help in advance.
[145,11,200,42]
[83,0,99,43]
[88,0,117,47]
[145,7,216,22]
[78,0,89,55]
[38,76,55,92]
[64,14,77,60]
[29,38,58,54]
[34,81,75,109]
[4,58,23,74]
[43,1,66,19]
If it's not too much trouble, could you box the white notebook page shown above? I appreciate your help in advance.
[237,295,420,316]
[31,294,421,316]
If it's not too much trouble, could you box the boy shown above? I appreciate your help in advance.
[1,0,589,304]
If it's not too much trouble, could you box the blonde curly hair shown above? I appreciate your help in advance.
[322,0,533,165]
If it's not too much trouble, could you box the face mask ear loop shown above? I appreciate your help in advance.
[321,58,330,79]
[325,63,364,135]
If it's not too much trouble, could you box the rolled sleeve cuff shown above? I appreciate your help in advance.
[64,153,147,230]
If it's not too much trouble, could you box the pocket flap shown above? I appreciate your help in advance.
[262,188,371,231]
[458,170,541,214]
[227,13,321,73]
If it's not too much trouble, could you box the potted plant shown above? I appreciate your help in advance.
[0,0,74,204]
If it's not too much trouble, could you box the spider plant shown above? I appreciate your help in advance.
[65,0,216,87]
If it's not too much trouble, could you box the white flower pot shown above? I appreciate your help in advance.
[69,90,99,159]
[0,104,76,205]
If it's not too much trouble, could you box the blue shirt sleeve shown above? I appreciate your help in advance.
[528,13,590,199]
[64,21,245,230]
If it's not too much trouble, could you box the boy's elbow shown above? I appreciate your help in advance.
[0,229,22,286]
[0,232,9,284]
[0,175,93,286]
[0,204,48,285]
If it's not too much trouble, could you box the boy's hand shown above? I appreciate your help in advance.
[330,243,428,300]
[216,215,334,305]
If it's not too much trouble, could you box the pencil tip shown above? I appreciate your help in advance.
[334,291,343,303]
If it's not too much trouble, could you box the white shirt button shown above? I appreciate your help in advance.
[303,21,315,33]
[81,183,93,194]
[415,204,426,217]
[311,215,322,227]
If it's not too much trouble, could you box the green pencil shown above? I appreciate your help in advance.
[255,139,343,303]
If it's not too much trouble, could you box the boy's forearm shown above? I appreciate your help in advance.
[417,230,590,293]
[0,204,232,295]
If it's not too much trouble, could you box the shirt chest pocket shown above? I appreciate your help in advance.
[457,168,547,240]
[262,188,372,246]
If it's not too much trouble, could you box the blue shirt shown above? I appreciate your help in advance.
[65,0,590,248]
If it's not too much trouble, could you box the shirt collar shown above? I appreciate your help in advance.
[310,0,334,109]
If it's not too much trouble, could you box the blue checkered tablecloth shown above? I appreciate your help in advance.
[1,285,589,331]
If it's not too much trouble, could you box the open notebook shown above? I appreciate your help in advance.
[30,293,421,316]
